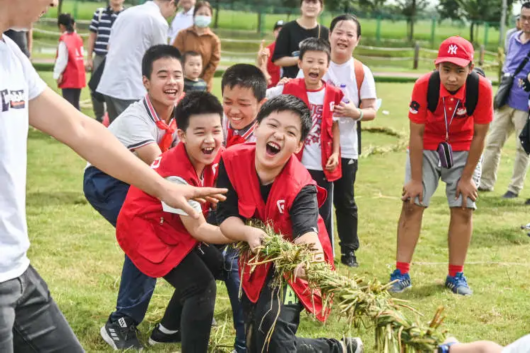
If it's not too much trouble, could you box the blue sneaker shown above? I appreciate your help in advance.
[388,269,412,293]
[445,272,473,296]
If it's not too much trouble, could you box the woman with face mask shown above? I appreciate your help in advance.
[172,1,220,92]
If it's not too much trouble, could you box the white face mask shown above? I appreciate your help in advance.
[194,15,211,28]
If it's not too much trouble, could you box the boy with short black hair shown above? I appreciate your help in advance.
[117,91,232,352]
[83,44,185,350]
[267,37,342,247]
[221,63,267,147]
[389,36,493,296]
[216,95,363,353]
[182,51,207,92]
[216,63,268,353]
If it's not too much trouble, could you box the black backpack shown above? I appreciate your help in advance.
[426,68,485,116]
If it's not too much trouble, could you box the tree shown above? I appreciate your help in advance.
[395,0,428,41]
[437,0,515,43]
[58,0,64,17]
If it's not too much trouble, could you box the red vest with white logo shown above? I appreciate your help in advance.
[116,142,221,278]
[58,32,86,89]
[282,78,343,182]
[222,143,335,322]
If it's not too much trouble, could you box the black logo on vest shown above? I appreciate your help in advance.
[1,89,26,112]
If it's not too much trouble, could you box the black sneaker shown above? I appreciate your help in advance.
[343,337,364,353]
[502,191,518,199]
[341,251,359,268]
[100,316,143,351]
[148,323,181,346]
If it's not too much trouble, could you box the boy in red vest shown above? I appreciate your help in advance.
[116,92,233,351]
[53,13,86,110]
[222,63,267,148]
[267,37,342,248]
[389,37,493,296]
[216,95,363,353]
[219,62,268,353]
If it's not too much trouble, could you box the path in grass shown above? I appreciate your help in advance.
[29,73,530,352]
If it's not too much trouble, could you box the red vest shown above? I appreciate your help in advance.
[283,78,343,182]
[225,121,257,148]
[116,143,221,278]
[222,144,335,322]
[266,42,280,88]
[58,32,86,89]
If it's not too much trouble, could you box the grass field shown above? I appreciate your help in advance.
[29,71,530,352]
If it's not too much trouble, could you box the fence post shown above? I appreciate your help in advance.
[413,42,420,70]
[430,17,436,48]
[484,22,490,47]
[376,15,382,45]
[479,45,485,66]
[73,0,79,19]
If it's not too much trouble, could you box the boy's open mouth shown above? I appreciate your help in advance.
[308,72,319,79]
[164,89,178,98]
[266,141,281,156]
[202,147,215,155]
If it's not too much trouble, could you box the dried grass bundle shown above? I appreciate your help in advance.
[234,221,447,353]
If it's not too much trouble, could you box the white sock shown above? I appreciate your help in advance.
[158,324,179,335]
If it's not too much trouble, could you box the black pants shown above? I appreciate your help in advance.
[308,169,334,249]
[333,158,359,253]
[242,271,343,353]
[61,88,81,111]
[0,266,84,353]
[161,245,223,353]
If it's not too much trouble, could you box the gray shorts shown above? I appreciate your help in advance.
[404,150,481,209]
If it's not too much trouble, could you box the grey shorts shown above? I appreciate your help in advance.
[404,150,481,209]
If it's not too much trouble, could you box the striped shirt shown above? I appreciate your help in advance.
[89,6,124,56]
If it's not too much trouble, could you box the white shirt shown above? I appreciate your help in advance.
[298,58,377,159]
[0,36,46,283]
[97,1,169,100]
[53,42,68,80]
[168,7,194,44]
[267,84,332,171]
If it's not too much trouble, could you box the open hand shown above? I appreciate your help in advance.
[455,178,478,208]
[402,179,423,204]
[334,101,360,119]
[159,181,227,219]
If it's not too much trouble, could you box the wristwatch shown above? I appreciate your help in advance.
[438,342,457,353]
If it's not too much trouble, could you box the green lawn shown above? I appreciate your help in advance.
[28,71,530,352]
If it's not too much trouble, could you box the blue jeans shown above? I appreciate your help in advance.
[221,247,246,353]
[83,166,156,325]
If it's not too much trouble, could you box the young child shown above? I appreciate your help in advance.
[222,63,267,148]
[216,95,363,353]
[53,13,86,110]
[267,37,342,248]
[257,20,284,88]
[389,37,493,296]
[183,51,208,93]
[117,92,233,352]
[212,63,268,353]
[83,45,184,350]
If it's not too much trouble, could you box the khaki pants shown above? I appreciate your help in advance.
[480,106,529,194]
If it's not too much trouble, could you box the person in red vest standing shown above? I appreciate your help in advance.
[257,20,284,88]
[53,13,86,110]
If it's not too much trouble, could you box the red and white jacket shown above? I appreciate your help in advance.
[116,142,221,278]
[222,143,335,322]
[282,78,343,182]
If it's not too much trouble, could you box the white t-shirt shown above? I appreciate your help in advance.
[266,85,333,171]
[168,7,194,44]
[0,36,46,283]
[87,99,178,167]
[298,58,377,159]
[97,1,169,100]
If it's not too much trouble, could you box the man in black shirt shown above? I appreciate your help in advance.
[272,0,329,79]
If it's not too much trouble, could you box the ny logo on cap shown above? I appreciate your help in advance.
[448,45,458,55]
